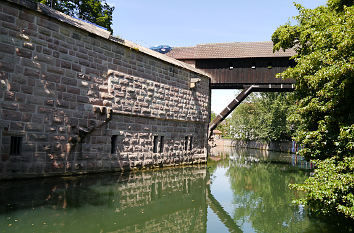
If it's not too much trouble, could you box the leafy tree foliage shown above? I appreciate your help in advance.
[231,93,294,142]
[36,0,114,33]
[210,111,232,137]
[290,156,354,220]
[272,0,353,161]
[272,0,353,220]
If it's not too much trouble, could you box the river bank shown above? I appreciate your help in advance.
[211,139,294,153]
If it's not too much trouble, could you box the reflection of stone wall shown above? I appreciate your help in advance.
[0,0,210,179]
[112,167,207,232]
[0,166,207,232]
[210,144,233,157]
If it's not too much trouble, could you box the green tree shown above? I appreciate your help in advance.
[211,111,232,137]
[36,0,114,33]
[231,101,263,141]
[272,0,353,220]
[231,93,294,142]
[210,111,216,123]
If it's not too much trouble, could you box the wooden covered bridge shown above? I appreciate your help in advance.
[166,41,295,135]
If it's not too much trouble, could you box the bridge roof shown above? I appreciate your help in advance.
[166,41,295,59]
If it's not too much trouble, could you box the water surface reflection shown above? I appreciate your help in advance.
[208,147,337,233]
[0,167,208,233]
[0,147,336,232]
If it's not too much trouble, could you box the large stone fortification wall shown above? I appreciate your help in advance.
[0,0,210,179]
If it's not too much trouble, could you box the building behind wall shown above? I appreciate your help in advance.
[0,0,210,179]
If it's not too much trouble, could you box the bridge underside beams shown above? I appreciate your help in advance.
[209,84,294,135]
[211,83,295,90]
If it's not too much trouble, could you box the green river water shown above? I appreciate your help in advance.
[0,147,340,233]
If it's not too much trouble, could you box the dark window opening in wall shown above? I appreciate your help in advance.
[169,67,176,77]
[184,136,188,151]
[10,136,22,155]
[153,136,158,153]
[111,135,118,154]
[189,136,193,151]
[159,136,164,153]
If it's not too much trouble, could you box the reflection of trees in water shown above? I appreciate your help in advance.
[207,147,339,233]
[226,162,313,233]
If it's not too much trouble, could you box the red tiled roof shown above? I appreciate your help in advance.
[166,41,295,59]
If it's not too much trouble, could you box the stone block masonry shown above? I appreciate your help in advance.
[0,0,211,179]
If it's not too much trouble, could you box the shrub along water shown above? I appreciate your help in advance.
[272,0,353,223]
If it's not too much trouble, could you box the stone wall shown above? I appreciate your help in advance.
[0,0,210,179]
[232,140,294,153]
[212,138,233,147]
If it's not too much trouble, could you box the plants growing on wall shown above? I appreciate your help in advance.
[35,0,115,33]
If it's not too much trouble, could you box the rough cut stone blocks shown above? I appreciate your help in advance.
[0,0,210,179]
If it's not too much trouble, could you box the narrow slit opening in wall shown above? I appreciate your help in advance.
[184,136,188,151]
[189,136,193,151]
[153,136,158,153]
[111,135,118,154]
[159,136,164,153]
[10,136,22,155]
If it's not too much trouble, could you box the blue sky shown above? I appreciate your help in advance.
[106,0,327,114]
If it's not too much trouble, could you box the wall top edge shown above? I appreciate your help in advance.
[4,0,211,79]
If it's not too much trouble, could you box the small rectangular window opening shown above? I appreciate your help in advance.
[159,136,164,153]
[10,136,22,155]
[111,135,118,154]
[153,136,158,153]
[189,136,193,151]
[184,136,188,151]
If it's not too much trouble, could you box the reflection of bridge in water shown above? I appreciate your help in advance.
[207,184,242,233]
[0,166,242,232]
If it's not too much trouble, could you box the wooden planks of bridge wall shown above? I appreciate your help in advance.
[195,57,295,89]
